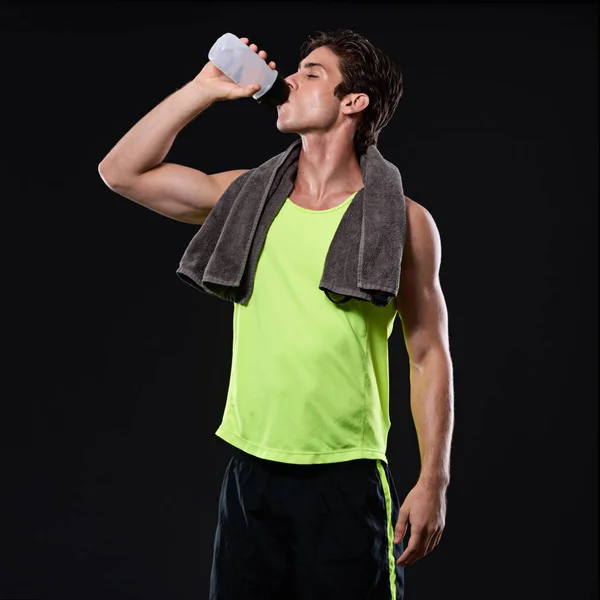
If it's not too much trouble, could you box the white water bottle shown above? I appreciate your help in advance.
[208,32,290,107]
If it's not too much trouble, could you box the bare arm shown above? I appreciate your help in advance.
[396,198,454,488]
[98,38,275,224]
[392,197,453,567]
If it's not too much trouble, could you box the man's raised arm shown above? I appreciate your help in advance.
[98,38,275,224]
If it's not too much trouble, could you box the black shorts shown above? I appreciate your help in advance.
[209,447,405,600]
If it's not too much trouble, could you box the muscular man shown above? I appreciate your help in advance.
[99,29,454,600]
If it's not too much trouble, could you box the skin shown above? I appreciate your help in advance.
[277,46,367,205]
[392,196,453,566]
[250,40,454,567]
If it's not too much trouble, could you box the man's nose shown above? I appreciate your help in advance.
[284,73,297,90]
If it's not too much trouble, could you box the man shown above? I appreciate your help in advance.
[99,29,454,600]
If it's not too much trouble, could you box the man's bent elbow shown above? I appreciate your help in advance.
[98,160,130,190]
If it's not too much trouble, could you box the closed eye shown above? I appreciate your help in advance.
[307,74,318,78]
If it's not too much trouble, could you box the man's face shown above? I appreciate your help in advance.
[276,46,345,135]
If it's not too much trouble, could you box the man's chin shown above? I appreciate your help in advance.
[276,120,298,134]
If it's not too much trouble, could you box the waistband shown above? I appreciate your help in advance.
[233,447,381,477]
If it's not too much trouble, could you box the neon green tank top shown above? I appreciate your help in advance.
[215,191,398,464]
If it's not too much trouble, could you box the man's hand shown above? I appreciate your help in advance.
[394,480,447,566]
[194,37,277,102]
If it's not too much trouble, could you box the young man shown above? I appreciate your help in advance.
[99,29,454,600]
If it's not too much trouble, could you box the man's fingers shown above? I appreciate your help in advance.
[238,37,275,69]
[227,83,261,100]
[394,509,409,543]
[397,527,439,565]
[397,529,425,566]
[425,527,443,555]
[242,84,261,97]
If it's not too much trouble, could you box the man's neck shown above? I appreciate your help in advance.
[293,135,364,202]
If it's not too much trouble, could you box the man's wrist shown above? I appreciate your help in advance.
[189,77,222,103]
[418,470,450,490]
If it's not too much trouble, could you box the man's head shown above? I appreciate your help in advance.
[277,29,403,156]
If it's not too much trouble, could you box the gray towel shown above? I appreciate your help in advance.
[176,138,406,308]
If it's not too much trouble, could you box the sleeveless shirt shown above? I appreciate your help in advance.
[215,191,398,464]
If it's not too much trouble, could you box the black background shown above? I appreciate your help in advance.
[1,2,597,599]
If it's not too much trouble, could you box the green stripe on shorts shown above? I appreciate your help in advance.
[376,459,397,599]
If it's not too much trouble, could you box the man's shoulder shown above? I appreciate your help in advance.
[405,196,438,234]
[405,195,425,215]
[402,195,443,269]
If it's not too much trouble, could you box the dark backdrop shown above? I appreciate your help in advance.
[1,2,597,599]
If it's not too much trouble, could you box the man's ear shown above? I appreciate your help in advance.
[342,93,370,116]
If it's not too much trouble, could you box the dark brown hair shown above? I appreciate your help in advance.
[299,29,404,156]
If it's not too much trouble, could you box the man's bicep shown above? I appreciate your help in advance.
[396,199,449,366]
[101,163,249,224]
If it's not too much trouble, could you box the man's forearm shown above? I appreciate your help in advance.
[409,348,454,489]
[98,79,218,184]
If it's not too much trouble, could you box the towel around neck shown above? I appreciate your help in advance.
[176,138,406,308]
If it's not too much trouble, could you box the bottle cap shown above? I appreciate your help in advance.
[256,73,290,107]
